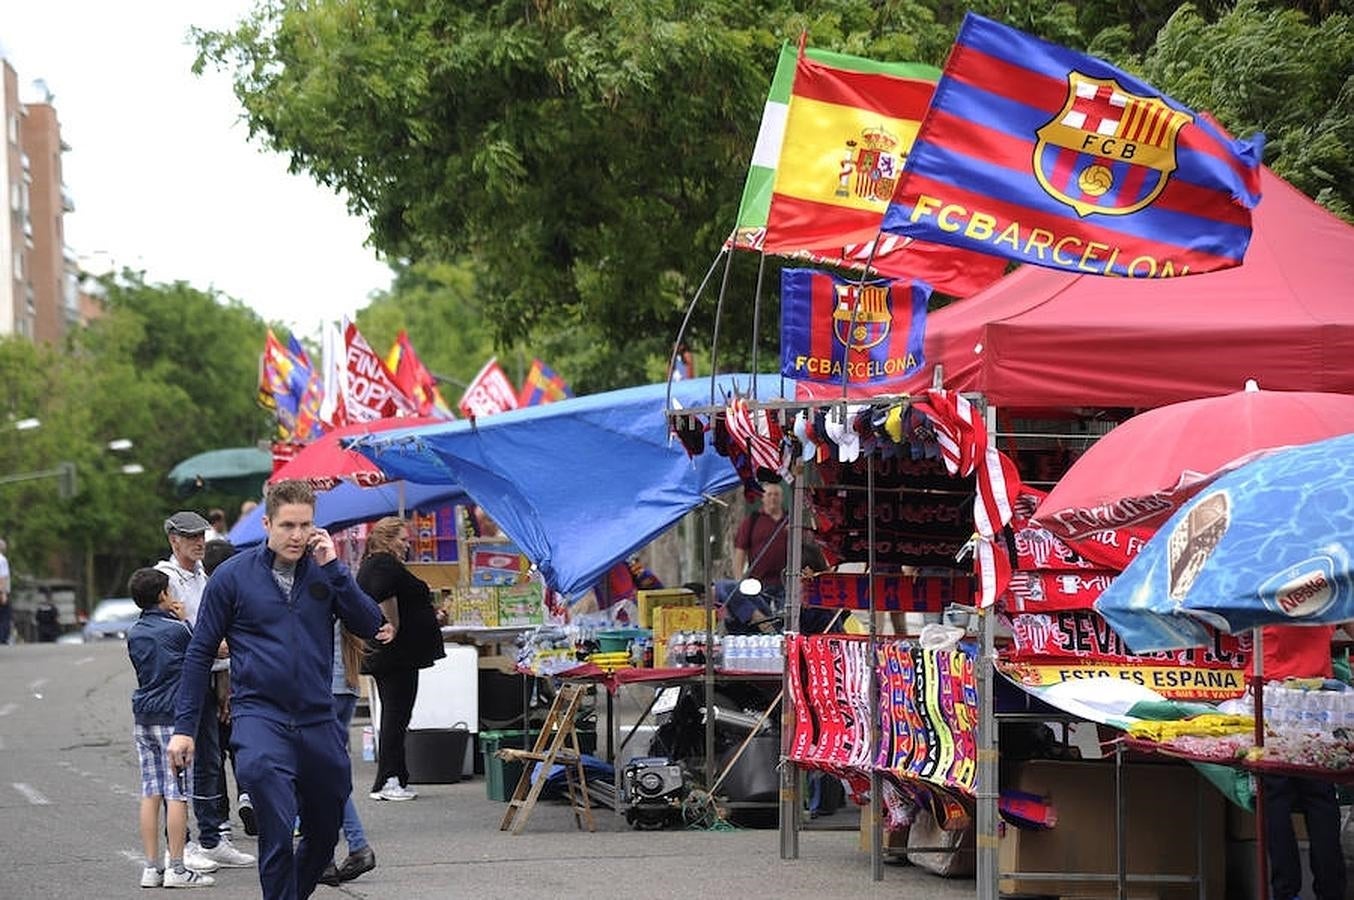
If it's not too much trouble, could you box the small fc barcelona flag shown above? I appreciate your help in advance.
[780,268,929,385]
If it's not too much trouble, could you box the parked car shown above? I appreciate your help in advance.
[82,598,142,642]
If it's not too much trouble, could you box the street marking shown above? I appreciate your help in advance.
[0,703,16,717]
[27,678,47,691]
[12,783,49,805]
[73,656,94,666]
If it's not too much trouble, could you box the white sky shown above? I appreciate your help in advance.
[0,1,393,337]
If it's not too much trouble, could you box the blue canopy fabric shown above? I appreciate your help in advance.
[227,480,466,548]
[350,375,780,597]
[1096,431,1354,652]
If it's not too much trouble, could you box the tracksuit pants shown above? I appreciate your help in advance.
[232,716,348,900]
[1263,773,1347,900]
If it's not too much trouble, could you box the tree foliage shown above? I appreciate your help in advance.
[0,271,272,601]
[192,0,1354,389]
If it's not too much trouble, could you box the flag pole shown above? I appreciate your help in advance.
[749,250,768,400]
[665,244,728,415]
[708,237,739,406]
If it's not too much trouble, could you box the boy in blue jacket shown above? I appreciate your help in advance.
[169,480,390,900]
[126,566,215,889]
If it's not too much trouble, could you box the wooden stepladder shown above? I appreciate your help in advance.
[497,682,596,835]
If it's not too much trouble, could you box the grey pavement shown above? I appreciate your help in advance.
[0,641,976,898]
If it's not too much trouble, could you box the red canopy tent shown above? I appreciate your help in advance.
[798,170,1354,408]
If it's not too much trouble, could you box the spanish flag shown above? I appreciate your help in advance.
[738,44,1007,298]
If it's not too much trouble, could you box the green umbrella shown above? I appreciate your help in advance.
[167,447,273,497]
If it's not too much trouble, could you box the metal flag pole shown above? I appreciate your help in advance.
[779,466,806,859]
[975,401,1000,900]
[868,453,883,882]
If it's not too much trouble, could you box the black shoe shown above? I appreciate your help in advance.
[318,863,341,887]
[239,802,257,837]
[337,846,376,882]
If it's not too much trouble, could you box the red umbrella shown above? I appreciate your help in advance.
[269,416,446,490]
[1033,385,1354,542]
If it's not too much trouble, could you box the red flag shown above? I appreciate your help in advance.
[342,322,417,422]
[458,357,519,417]
[385,330,454,418]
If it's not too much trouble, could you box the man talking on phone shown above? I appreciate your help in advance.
[168,480,393,900]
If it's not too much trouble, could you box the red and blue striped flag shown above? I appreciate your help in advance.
[882,13,1264,278]
[517,359,573,407]
[780,268,929,385]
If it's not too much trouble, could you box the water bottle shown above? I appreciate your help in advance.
[361,725,375,761]
[726,635,743,671]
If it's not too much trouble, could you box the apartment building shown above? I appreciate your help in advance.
[0,58,80,343]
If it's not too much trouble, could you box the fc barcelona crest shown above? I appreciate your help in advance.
[832,283,891,350]
[1033,72,1192,218]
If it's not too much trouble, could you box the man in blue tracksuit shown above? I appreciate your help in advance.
[169,480,391,900]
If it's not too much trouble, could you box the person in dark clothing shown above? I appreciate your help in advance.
[357,516,446,801]
[1261,623,1347,900]
[168,480,392,900]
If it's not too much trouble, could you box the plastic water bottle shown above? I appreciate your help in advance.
[726,635,744,671]
[361,725,375,761]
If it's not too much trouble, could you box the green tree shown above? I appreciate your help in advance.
[195,1,1354,389]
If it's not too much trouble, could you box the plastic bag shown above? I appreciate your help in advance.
[918,623,965,652]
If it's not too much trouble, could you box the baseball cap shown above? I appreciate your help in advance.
[164,511,210,536]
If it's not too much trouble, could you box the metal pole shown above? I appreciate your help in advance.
[779,466,806,859]
[703,503,716,790]
[868,454,883,882]
[1253,627,1267,900]
[975,401,1000,900]
[749,251,767,398]
[1116,740,1126,900]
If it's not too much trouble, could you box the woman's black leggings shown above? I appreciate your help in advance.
[372,667,420,791]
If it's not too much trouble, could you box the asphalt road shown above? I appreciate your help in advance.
[0,641,977,898]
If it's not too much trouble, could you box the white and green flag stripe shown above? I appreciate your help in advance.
[733,43,940,245]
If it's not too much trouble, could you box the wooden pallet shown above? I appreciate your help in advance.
[497,682,596,835]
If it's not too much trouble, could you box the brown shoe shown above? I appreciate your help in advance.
[337,846,376,882]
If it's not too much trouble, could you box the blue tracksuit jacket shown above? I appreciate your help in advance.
[173,544,383,735]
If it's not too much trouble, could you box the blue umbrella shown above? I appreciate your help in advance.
[1096,430,1354,653]
[227,480,465,547]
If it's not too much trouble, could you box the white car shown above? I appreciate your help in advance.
[81,597,142,642]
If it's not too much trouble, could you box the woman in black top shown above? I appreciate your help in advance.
[356,517,446,800]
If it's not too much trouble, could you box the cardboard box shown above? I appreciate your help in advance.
[451,586,499,628]
[638,588,698,629]
[497,581,544,626]
[652,605,716,667]
[999,759,1224,899]
[407,562,461,591]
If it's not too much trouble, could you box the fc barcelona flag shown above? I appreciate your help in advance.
[882,14,1264,278]
[517,359,573,407]
[780,268,929,385]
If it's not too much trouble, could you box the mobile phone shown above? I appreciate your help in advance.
[175,766,187,796]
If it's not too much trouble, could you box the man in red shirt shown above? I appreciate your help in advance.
[1261,623,1346,900]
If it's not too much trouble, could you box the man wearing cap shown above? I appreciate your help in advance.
[156,511,255,871]
[168,480,392,900]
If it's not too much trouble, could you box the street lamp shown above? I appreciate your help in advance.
[107,438,133,452]
[119,463,145,475]
[13,418,40,431]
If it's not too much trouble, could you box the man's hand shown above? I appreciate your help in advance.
[166,734,195,772]
[374,622,396,644]
[307,527,337,566]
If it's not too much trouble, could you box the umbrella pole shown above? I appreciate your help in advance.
[1252,627,1267,900]
[398,480,406,517]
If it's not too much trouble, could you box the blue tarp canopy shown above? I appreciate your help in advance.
[228,480,466,548]
[350,375,777,596]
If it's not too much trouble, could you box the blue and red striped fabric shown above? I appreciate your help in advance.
[882,13,1264,278]
[780,268,929,385]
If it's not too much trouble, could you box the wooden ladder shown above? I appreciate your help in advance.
[497,682,596,835]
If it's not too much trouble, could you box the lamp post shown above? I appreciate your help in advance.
[13,418,40,431]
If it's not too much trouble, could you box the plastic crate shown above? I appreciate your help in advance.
[480,728,598,802]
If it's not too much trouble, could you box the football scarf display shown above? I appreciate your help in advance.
[786,635,979,815]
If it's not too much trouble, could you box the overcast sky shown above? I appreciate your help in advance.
[0,1,393,338]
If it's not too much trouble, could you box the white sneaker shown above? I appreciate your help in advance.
[164,867,216,888]
[140,866,163,888]
[179,843,220,874]
[198,837,255,868]
[370,776,417,801]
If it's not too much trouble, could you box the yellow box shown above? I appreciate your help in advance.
[653,605,715,667]
[451,586,499,628]
[638,588,697,629]
[407,562,461,591]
